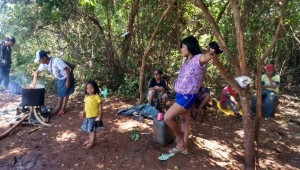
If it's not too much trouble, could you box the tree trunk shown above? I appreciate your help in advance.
[230,0,248,76]
[254,1,288,168]
[254,59,263,168]
[240,90,256,170]
[122,0,140,68]
[138,0,176,104]
[229,0,255,168]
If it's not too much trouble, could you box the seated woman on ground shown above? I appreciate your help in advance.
[191,85,210,120]
[220,85,242,120]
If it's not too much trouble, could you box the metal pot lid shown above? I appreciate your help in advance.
[22,84,45,89]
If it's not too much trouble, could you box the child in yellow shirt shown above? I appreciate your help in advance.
[81,81,103,148]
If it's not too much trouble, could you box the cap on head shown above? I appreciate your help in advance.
[265,64,274,72]
[34,50,50,63]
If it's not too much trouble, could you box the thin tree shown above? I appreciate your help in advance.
[138,0,177,104]
[254,0,288,168]
[188,0,289,168]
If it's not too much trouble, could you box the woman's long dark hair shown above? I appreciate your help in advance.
[180,36,202,55]
[85,80,100,95]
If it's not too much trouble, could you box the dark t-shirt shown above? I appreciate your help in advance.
[148,78,167,90]
[0,43,12,69]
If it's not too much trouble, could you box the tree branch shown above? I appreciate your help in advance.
[230,0,248,76]
[216,2,229,25]
[188,0,240,74]
[210,2,229,42]
[88,16,105,35]
[212,57,242,94]
[260,0,288,61]
[122,0,140,63]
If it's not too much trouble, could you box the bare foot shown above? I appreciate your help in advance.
[176,132,184,149]
[85,143,94,149]
[57,109,66,116]
[51,108,60,115]
[83,140,90,146]
[169,145,188,154]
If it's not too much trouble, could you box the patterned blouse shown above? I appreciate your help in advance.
[174,54,206,94]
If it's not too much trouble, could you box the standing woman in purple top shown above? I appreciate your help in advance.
[164,36,221,154]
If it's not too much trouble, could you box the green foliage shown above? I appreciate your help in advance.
[0,0,299,97]
[117,74,139,97]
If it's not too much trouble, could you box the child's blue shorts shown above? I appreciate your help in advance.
[176,93,197,110]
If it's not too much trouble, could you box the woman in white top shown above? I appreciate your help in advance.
[31,50,75,115]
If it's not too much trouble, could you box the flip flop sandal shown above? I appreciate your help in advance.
[158,153,175,161]
[169,147,189,155]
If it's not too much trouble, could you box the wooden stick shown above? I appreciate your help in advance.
[0,114,29,140]
[289,119,300,126]
[27,126,42,134]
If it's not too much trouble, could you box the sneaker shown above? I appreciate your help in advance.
[264,117,270,121]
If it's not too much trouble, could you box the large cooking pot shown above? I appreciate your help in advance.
[21,84,45,106]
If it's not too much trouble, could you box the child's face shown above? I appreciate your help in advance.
[87,84,95,95]
[181,44,190,57]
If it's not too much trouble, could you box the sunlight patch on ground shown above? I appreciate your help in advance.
[275,120,289,130]
[0,147,27,160]
[96,163,104,169]
[112,119,151,132]
[259,147,299,169]
[56,130,77,142]
[103,102,133,110]
[234,129,244,138]
[259,159,287,169]
[260,128,267,132]
[193,136,235,167]
[102,98,133,110]
[286,143,300,153]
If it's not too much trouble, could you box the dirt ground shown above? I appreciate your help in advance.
[0,92,299,170]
